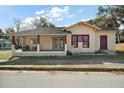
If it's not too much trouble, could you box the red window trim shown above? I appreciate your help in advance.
[71,35,78,48]
[71,34,90,48]
[82,35,89,48]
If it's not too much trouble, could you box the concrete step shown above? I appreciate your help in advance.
[99,50,117,55]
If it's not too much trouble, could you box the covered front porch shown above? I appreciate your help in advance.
[12,35,67,56]
[10,27,70,56]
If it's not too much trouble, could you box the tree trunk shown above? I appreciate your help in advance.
[116,30,120,43]
[112,17,120,43]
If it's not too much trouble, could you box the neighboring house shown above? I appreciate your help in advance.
[10,21,117,56]
[0,39,11,50]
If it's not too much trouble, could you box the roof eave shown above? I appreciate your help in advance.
[10,33,71,36]
[64,21,101,30]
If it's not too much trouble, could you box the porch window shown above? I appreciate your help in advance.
[3,43,6,48]
[30,39,37,45]
[83,35,89,48]
[72,35,78,48]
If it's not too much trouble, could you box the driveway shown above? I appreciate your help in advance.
[0,70,124,88]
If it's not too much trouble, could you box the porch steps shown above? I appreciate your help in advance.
[99,50,117,55]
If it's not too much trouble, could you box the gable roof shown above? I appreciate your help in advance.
[10,21,117,36]
[10,27,71,36]
[64,21,101,30]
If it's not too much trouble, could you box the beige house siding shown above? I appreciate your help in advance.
[40,35,53,50]
[20,36,27,47]
[13,22,116,56]
[20,35,65,50]
[66,24,116,54]
[95,30,116,51]
[21,35,53,50]
[66,24,96,54]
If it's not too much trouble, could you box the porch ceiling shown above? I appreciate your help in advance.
[10,27,71,36]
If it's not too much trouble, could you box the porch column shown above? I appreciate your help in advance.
[37,35,40,52]
[12,36,15,56]
[64,35,67,52]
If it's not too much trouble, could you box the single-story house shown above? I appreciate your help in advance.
[0,39,11,50]
[10,21,117,56]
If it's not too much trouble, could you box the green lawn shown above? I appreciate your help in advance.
[0,52,12,60]
[16,52,124,61]
[0,51,124,61]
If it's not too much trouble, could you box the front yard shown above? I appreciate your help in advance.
[1,43,124,61]
[0,51,124,61]
[0,50,12,60]
[0,43,124,63]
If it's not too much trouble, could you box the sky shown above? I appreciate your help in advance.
[0,5,99,30]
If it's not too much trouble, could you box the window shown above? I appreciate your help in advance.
[8,43,11,47]
[83,35,89,48]
[54,38,64,49]
[72,35,78,48]
[30,39,37,45]
[59,39,64,48]
[72,35,89,48]
[78,35,82,42]
[3,43,6,47]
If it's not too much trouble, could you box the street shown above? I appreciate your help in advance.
[0,70,124,88]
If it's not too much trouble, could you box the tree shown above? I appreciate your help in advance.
[4,27,15,40]
[32,17,55,28]
[14,17,22,32]
[97,6,121,29]
[13,17,22,48]
[88,5,124,43]
[97,6,124,43]
[0,28,4,39]
[87,16,120,29]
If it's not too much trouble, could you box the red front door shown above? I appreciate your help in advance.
[100,35,107,49]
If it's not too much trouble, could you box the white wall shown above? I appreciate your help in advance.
[66,24,116,54]
[66,24,96,54]
[95,30,116,51]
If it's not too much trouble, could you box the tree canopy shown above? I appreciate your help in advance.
[4,27,15,40]
[87,6,124,30]
[87,5,124,43]
[14,17,22,32]
[32,17,55,28]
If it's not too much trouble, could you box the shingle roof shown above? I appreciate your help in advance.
[64,21,117,32]
[64,21,101,30]
[10,27,71,36]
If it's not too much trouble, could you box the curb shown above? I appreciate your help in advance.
[0,65,124,71]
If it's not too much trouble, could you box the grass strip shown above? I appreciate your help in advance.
[0,65,124,72]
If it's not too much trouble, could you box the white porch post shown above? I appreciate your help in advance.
[37,44,40,52]
[64,35,67,52]
[37,35,40,52]
[12,36,15,56]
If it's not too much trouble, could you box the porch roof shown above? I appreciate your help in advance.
[10,27,71,36]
